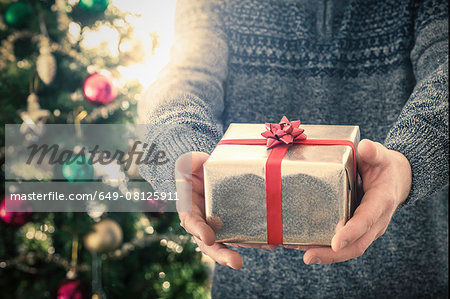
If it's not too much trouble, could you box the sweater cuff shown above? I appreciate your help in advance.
[384,119,449,208]
[138,125,221,194]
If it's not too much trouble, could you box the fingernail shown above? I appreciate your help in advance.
[340,241,348,249]
[310,257,321,264]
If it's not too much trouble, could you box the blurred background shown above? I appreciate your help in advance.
[0,0,213,298]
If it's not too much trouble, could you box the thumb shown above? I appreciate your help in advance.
[175,151,210,181]
[357,139,388,168]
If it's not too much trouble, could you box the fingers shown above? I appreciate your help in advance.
[175,152,243,269]
[179,211,216,246]
[304,219,386,264]
[195,236,244,269]
[331,188,395,252]
[178,190,215,245]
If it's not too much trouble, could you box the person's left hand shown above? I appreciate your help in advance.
[286,139,412,264]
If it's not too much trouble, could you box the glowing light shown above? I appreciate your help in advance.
[35,231,43,240]
[68,22,81,44]
[162,281,170,289]
[139,217,150,226]
[112,0,177,87]
[80,25,120,57]
[167,240,175,249]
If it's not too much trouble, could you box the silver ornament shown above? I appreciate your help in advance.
[19,93,50,135]
[36,45,57,85]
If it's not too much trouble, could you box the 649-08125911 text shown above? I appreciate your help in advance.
[8,191,179,201]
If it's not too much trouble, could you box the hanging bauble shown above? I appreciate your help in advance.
[83,218,123,253]
[82,73,118,106]
[62,155,94,182]
[36,44,57,85]
[3,2,32,28]
[0,197,33,227]
[57,279,89,299]
[78,0,110,13]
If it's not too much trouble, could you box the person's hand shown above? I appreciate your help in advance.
[175,152,277,270]
[297,139,412,264]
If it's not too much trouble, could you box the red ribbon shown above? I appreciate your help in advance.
[217,119,357,245]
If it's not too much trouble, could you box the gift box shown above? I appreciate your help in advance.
[203,117,360,245]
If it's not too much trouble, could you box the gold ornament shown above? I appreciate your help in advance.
[84,218,123,253]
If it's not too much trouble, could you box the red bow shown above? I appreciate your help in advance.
[261,116,307,148]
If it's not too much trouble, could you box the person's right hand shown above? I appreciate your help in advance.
[175,151,277,270]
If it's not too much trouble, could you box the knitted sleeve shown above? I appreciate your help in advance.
[137,0,228,193]
[383,0,448,205]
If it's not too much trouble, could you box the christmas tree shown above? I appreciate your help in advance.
[0,0,211,298]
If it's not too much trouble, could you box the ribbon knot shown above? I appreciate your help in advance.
[261,116,307,148]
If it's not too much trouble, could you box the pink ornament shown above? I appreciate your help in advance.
[57,279,88,299]
[0,197,32,227]
[82,73,118,105]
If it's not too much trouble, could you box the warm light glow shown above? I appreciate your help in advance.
[111,0,177,87]
[81,24,120,57]
[68,22,81,43]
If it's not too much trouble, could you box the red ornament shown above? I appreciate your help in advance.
[57,279,89,299]
[0,197,32,227]
[82,73,118,105]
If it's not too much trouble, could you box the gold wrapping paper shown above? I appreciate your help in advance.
[204,124,360,245]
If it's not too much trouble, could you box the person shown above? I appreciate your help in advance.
[138,0,448,297]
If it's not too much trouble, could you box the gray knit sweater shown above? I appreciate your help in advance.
[138,0,449,297]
